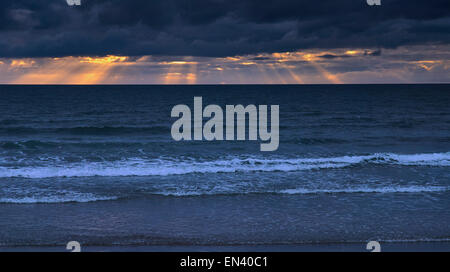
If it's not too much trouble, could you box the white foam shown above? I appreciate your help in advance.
[279,186,450,195]
[0,152,448,178]
[0,192,117,204]
[386,152,450,166]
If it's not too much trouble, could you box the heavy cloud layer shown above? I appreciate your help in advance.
[0,0,449,57]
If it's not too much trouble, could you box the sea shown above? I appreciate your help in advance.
[0,84,449,250]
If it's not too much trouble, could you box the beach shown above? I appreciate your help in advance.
[2,242,450,252]
[0,85,449,251]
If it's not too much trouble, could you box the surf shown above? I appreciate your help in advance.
[0,152,448,179]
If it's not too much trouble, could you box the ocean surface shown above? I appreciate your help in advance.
[0,84,449,249]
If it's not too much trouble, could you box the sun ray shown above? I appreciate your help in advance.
[266,63,288,84]
[11,56,130,84]
[301,54,343,84]
[187,60,197,84]
[254,63,275,84]
[283,66,304,84]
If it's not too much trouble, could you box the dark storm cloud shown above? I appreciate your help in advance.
[318,54,351,59]
[0,0,449,57]
[364,49,382,56]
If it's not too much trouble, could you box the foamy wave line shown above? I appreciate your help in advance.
[0,193,117,204]
[378,238,450,243]
[278,186,450,195]
[0,152,448,178]
[2,186,446,204]
[156,186,450,196]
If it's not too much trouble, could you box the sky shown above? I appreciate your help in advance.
[0,0,449,84]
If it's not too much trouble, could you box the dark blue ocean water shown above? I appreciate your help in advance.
[0,85,449,247]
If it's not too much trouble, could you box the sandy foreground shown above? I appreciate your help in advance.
[1,242,449,252]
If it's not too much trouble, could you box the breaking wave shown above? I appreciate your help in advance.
[0,193,117,204]
[0,152,448,179]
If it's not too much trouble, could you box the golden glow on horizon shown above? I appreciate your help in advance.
[10,56,130,84]
[345,50,361,55]
[5,51,343,84]
[79,55,128,64]
[4,47,446,84]
[10,59,36,68]
[5,51,344,84]
[162,58,198,84]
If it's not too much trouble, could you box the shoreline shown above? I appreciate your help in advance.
[1,242,449,252]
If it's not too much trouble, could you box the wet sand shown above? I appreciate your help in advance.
[1,242,449,252]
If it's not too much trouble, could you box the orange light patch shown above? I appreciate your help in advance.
[240,62,256,66]
[415,60,442,71]
[159,61,198,65]
[224,57,241,62]
[345,50,361,55]
[11,56,128,84]
[79,55,128,64]
[10,59,36,68]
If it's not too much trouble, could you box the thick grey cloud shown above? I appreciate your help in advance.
[0,0,448,57]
